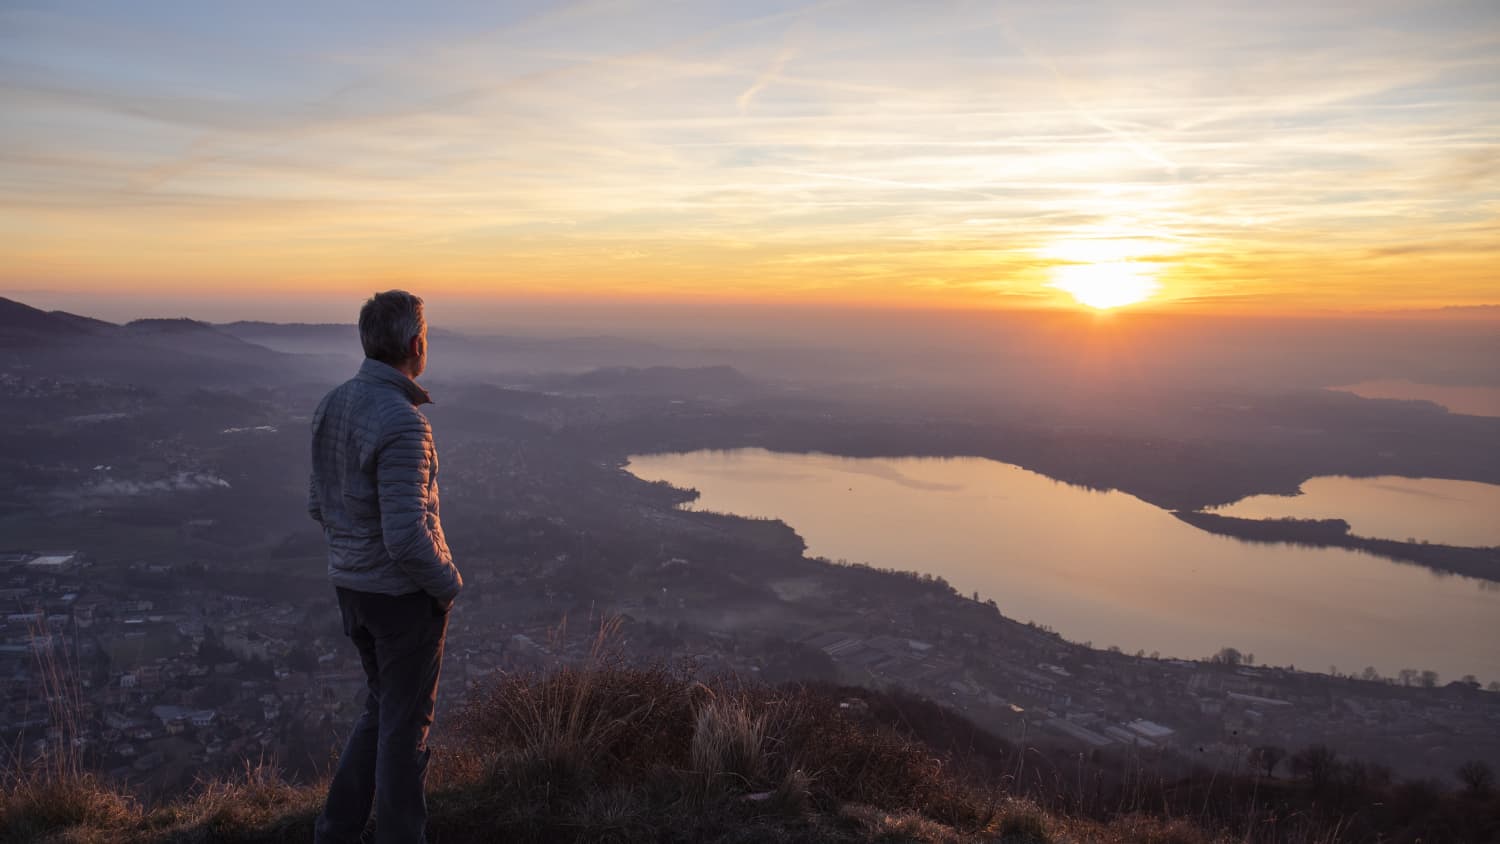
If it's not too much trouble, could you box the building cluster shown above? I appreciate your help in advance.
[1,550,766,793]
[2,550,365,791]
[785,576,1500,780]
[6,538,1497,792]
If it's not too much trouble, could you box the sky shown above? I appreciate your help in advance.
[1,0,1498,316]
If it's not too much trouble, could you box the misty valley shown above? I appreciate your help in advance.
[2,295,1498,839]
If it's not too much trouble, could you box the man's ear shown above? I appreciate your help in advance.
[408,335,422,358]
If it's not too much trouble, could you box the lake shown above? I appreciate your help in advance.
[1212,476,1500,548]
[626,449,1500,683]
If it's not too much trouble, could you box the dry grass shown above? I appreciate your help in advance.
[692,689,769,789]
[8,628,1494,843]
[137,758,323,843]
[0,658,1292,843]
[1,758,322,844]
[0,772,139,843]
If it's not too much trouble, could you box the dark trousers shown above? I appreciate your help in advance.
[315,588,449,844]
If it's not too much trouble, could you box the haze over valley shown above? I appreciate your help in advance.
[3,294,1497,806]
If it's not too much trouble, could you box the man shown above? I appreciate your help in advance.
[308,290,462,844]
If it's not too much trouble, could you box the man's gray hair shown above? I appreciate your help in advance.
[359,290,425,365]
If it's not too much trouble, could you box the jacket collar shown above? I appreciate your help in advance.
[356,358,433,406]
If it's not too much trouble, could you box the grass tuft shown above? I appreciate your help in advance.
[992,801,1051,843]
[691,691,769,791]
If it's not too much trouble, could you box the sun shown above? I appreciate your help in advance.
[1049,261,1160,309]
[1040,237,1165,309]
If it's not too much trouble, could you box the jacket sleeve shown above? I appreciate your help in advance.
[307,472,323,525]
[375,410,463,603]
[308,395,326,525]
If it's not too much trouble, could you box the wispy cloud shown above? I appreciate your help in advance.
[1,0,1497,309]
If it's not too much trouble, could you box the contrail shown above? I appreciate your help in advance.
[739,44,796,114]
[997,19,1179,173]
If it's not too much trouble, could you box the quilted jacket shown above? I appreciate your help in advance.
[308,358,463,605]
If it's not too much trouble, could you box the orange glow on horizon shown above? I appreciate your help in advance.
[7,219,1496,317]
[2,3,1497,317]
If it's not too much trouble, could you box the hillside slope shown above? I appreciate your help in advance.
[5,665,1497,843]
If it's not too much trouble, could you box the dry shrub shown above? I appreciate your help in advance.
[429,737,486,791]
[0,772,138,843]
[774,691,948,809]
[143,757,321,843]
[560,784,652,842]
[4,654,1426,843]
[691,692,769,789]
[992,800,1051,843]
[458,662,695,803]
[447,663,1002,837]
[767,766,813,819]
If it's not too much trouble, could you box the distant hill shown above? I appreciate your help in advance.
[124,317,216,333]
[217,321,361,358]
[218,320,710,378]
[0,296,115,344]
[218,320,352,336]
[123,317,321,369]
[0,295,340,389]
[3,296,746,391]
